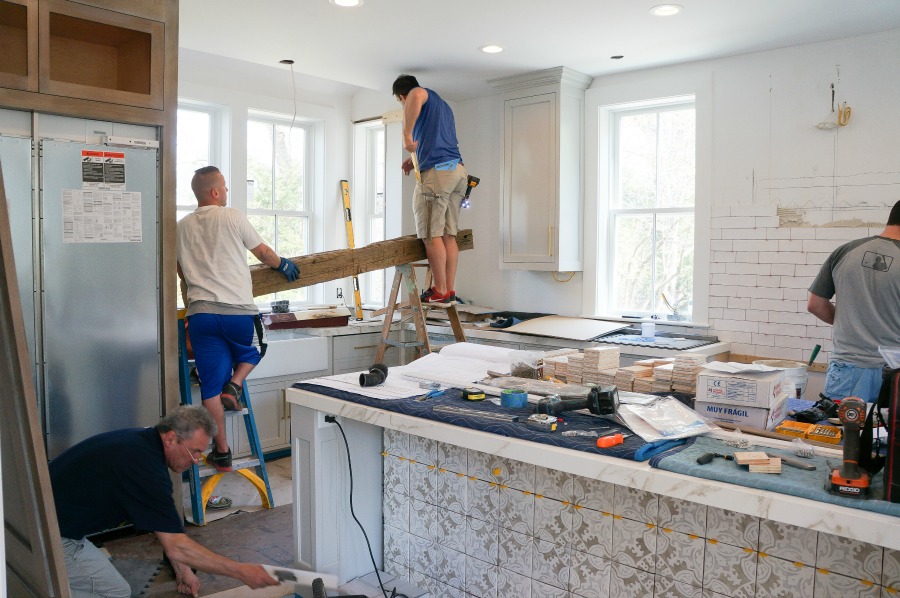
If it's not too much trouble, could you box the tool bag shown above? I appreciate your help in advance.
[860,367,898,502]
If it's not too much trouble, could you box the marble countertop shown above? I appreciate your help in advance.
[287,387,900,551]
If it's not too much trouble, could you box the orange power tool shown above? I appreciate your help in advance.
[830,397,870,498]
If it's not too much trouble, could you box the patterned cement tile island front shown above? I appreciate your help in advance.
[382,431,895,598]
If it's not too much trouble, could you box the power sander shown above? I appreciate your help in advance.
[830,396,870,498]
[534,385,619,417]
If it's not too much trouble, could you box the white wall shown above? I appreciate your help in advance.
[451,28,900,329]
[178,49,356,303]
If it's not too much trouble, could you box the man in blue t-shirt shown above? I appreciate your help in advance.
[393,74,469,304]
[50,406,279,597]
[808,199,900,402]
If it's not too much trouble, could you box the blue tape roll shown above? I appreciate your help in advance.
[501,389,528,408]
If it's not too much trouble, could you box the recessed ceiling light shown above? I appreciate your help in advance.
[330,0,362,6]
[479,45,504,54]
[650,4,682,16]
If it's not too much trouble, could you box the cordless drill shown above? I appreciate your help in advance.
[534,385,619,417]
[830,397,870,498]
[460,175,480,208]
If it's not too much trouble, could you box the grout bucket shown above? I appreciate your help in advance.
[753,359,808,400]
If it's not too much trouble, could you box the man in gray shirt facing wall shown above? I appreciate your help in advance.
[808,199,900,402]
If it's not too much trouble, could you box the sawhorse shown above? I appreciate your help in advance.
[374,263,466,363]
[177,314,274,525]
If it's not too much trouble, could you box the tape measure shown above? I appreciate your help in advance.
[463,388,486,401]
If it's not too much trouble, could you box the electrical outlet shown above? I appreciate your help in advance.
[336,288,343,299]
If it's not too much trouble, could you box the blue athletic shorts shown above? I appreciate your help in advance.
[187,313,262,400]
[822,361,884,403]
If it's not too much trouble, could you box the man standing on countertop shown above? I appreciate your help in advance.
[808,199,900,402]
[393,74,468,304]
[177,166,299,471]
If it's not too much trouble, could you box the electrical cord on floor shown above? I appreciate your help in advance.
[325,415,410,598]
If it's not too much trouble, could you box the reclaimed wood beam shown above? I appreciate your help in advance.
[249,229,474,297]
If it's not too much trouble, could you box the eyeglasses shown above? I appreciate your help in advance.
[178,436,203,464]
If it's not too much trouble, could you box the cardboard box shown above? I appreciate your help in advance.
[695,369,786,409]
[695,394,789,430]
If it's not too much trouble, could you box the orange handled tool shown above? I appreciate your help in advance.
[596,432,632,448]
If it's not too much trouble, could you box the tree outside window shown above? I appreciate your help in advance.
[247,117,311,305]
[609,104,695,318]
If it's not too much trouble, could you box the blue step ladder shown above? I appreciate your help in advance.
[177,313,274,525]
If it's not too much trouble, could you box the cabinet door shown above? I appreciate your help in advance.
[502,93,556,265]
[234,379,288,457]
[0,0,38,91]
[333,332,400,374]
[39,0,164,109]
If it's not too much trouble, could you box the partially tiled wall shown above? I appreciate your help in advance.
[381,429,899,598]
[708,205,886,365]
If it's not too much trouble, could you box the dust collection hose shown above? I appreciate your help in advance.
[359,363,388,387]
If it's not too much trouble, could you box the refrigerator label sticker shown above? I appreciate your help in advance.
[81,150,126,190]
[62,189,142,243]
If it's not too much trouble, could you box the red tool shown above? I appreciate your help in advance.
[830,396,870,498]
[596,431,633,448]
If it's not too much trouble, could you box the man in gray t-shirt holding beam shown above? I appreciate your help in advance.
[808,199,900,402]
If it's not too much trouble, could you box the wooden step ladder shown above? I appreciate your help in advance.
[374,263,466,363]
[177,314,274,525]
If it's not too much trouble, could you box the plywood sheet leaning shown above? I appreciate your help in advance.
[249,229,474,297]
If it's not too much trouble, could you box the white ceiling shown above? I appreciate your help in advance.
[179,1,900,101]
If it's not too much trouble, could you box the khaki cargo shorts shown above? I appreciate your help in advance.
[413,163,468,240]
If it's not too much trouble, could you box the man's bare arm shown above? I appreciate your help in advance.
[807,292,835,325]
[402,87,428,153]
[249,242,282,269]
[156,532,278,590]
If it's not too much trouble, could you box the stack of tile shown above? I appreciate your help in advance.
[672,353,708,395]
[651,362,675,392]
[581,347,620,386]
[566,353,585,384]
[613,365,654,391]
[542,356,567,380]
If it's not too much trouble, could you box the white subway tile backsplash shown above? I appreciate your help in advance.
[780,276,815,289]
[727,228,768,240]
[708,308,724,319]
[814,227,866,240]
[734,251,760,263]
[727,297,751,309]
[708,296,728,308]
[766,228,792,239]
[731,204,777,217]
[770,264,795,275]
[767,311,816,325]
[802,239,844,253]
[796,264,822,276]
[759,324,806,344]
[710,240,733,251]
[721,309,746,320]
[762,346,803,360]
[725,263,771,275]
[756,276,781,287]
[710,206,732,217]
[711,274,754,286]
[708,284,737,296]
[750,334,776,346]
[709,262,727,274]
[773,335,819,350]
[734,286,784,300]
[729,343,756,355]
[713,251,736,263]
[712,216,757,229]
[745,310,769,322]
[784,287,810,301]
[758,251,806,264]
[777,240,804,252]
[714,330,752,343]
[712,319,759,333]
[749,298,799,312]
[734,240,779,252]
[790,228,817,239]
[756,216,779,227]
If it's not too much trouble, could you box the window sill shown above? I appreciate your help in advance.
[579,314,710,329]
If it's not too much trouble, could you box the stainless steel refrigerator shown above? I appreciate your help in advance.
[1,132,161,458]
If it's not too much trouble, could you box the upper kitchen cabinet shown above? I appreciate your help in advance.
[491,67,591,272]
[39,0,164,109]
[0,0,38,92]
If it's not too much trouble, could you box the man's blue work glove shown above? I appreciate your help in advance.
[275,257,299,282]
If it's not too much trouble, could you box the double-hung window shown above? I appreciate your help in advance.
[246,113,313,304]
[607,100,696,319]
[353,120,386,305]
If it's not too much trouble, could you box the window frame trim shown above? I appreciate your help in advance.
[582,75,711,326]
